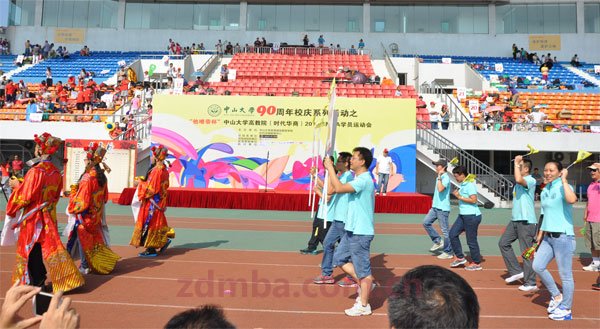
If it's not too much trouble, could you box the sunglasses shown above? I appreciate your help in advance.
[590,168,599,173]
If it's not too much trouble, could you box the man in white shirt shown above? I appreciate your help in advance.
[527,107,547,131]
[429,101,440,129]
[375,149,395,196]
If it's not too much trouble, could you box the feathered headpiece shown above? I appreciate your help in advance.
[151,144,169,162]
[33,132,62,155]
[84,142,112,173]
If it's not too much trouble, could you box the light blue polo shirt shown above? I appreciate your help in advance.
[332,171,353,224]
[432,173,451,212]
[458,182,481,216]
[344,172,375,235]
[540,179,574,235]
[512,175,537,224]
[317,186,336,222]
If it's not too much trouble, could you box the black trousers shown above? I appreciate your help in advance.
[306,215,330,250]
[28,243,47,287]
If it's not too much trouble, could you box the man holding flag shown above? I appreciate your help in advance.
[498,155,538,291]
[324,147,376,316]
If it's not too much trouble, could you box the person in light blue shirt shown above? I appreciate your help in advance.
[423,159,453,259]
[325,147,375,317]
[532,161,577,321]
[312,152,355,286]
[499,156,538,291]
[449,166,483,271]
[25,99,38,121]
[300,156,336,255]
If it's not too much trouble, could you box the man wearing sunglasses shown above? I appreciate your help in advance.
[583,163,600,276]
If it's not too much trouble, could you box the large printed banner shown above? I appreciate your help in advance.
[152,95,416,192]
[64,139,137,194]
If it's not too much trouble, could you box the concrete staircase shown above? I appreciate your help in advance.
[416,128,512,208]
[564,64,600,87]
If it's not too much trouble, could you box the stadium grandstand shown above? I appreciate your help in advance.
[0,0,599,328]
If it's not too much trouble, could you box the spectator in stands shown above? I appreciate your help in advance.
[388,265,479,329]
[225,42,233,55]
[5,80,16,104]
[216,40,223,55]
[164,305,235,329]
[11,155,23,175]
[261,37,267,47]
[541,65,549,82]
[318,35,325,48]
[0,76,6,99]
[42,40,50,58]
[570,54,581,67]
[520,48,527,63]
[349,45,357,55]
[441,104,450,130]
[234,43,241,54]
[527,107,548,131]
[220,64,229,82]
[24,39,31,56]
[80,45,90,56]
[429,101,440,129]
[394,86,402,97]
[45,67,53,87]
[303,35,309,46]
[253,38,261,51]
[512,44,518,60]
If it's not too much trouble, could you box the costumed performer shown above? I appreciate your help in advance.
[66,142,120,274]
[130,144,174,257]
[6,132,84,292]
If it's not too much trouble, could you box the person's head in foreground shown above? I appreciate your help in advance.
[388,265,479,329]
[452,165,468,183]
[164,304,235,329]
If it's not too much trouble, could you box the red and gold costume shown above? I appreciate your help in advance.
[6,133,84,292]
[67,143,120,274]
[130,145,174,254]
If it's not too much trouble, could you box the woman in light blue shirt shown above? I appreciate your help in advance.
[532,161,577,321]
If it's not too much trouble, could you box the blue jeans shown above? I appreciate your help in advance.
[321,221,346,276]
[449,214,482,263]
[333,231,374,279]
[431,122,439,129]
[423,208,452,253]
[378,173,389,193]
[532,234,575,309]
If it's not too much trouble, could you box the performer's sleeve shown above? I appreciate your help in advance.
[68,175,91,214]
[6,169,42,217]
[139,168,162,200]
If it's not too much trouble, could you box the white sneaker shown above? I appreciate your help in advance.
[547,296,562,313]
[429,241,444,252]
[518,284,539,292]
[344,303,372,316]
[437,252,453,259]
[582,263,600,272]
[382,193,387,196]
[504,272,524,283]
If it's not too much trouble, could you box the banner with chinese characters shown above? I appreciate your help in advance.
[54,28,86,44]
[151,95,416,192]
[529,35,561,51]
[64,139,137,194]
